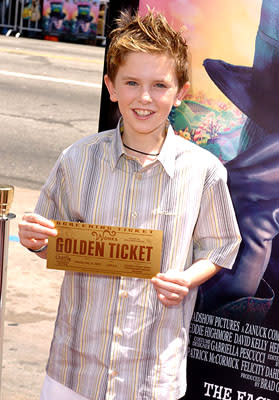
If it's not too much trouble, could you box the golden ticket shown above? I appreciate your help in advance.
[47,220,163,279]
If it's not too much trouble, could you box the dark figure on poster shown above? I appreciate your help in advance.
[198,0,279,324]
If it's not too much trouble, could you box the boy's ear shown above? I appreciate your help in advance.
[104,74,118,102]
[174,81,190,107]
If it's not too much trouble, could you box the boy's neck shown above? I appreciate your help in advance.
[121,123,168,156]
[121,129,166,167]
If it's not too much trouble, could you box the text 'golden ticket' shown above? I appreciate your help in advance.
[47,221,163,279]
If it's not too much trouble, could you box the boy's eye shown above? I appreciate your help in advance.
[126,81,137,86]
[155,83,167,88]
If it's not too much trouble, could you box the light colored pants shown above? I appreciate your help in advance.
[40,375,89,400]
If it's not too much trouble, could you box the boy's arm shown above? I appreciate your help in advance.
[152,160,241,307]
[18,152,70,259]
[151,259,221,307]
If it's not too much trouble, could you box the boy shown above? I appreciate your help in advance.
[18,10,241,400]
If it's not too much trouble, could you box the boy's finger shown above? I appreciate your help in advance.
[19,224,57,239]
[155,272,189,287]
[19,230,56,240]
[22,213,56,228]
[157,293,182,307]
[19,238,47,249]
[152,274,188,289]
[19,216,57,237]
[151,277,188,295]
[156,287,181,300]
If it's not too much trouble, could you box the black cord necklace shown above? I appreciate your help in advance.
[123,143,160,156]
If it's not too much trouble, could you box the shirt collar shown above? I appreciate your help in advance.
[110,119,126,170]
[157,123,176,178]
[110,118,176,178]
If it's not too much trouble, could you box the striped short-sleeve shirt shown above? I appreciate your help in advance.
[35,120,241,400]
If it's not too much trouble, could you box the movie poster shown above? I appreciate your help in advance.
[22,0,42,24]
[100,0,279,398]
[42,0,100,40]
[137,0,279,399]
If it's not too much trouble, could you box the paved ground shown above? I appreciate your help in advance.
[1,186,64,399]
[0,35,104,190]
[0,35,105,399]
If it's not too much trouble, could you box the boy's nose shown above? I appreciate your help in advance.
[139,88,152,103]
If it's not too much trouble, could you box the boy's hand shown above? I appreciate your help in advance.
[18,213,57,255]
[151,260,222,307]
[151,271,190,306]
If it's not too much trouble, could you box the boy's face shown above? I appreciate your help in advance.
[104,52,188,139]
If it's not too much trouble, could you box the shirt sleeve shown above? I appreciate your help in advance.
[34,152,72,221]
[193,161,241,269]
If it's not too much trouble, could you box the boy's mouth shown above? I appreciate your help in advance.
[133,109,154,117]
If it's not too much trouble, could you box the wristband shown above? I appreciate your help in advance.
[28,244,48,253]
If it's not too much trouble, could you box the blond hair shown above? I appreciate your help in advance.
[106,10,189,89]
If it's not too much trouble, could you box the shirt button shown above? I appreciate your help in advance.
[119,290,128,298]
[109,369,118,377]
[131,211,137,218]
[136,173,142,180]
[114,327,123,337]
